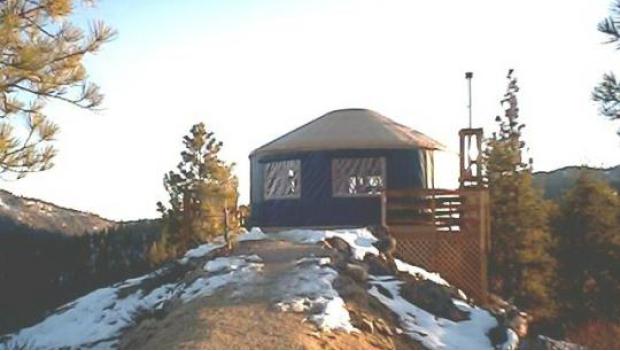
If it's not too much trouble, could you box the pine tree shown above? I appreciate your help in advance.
[555,172,620,323]
[593,0,620,134]
[485,69,557,320]
[0,0,115,178]
[147,239,170,267]
[157,122,239,254]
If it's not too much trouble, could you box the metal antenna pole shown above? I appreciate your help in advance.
[465,72,473,128]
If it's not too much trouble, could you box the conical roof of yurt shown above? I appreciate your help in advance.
[251,108,445,157]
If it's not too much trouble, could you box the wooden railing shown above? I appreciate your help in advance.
[382,188,472,232]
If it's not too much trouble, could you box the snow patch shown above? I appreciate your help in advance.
[395,259,449,286]
[274,259,356,333]
[204,255,262,273]
[1,277,172,349]
[180,257,261,303]
[271,227,379,260]
[179,229,267,264]
[275,296,355,333]
[295,256,331,266]
[179,242,222,264]
[239,227,268,241]
[313,296,356,332]
[1,254,263,349]
[369,277,496,349]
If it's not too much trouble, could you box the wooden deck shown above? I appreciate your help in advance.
[381,188,490,303]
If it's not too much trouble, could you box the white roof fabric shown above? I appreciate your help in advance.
[251,108,445,157]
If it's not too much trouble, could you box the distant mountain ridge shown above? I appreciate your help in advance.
[533,165,620,201]
[0,190,161,335]
[0,189,117,236]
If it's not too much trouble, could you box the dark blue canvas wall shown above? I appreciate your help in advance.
[249,148,428,228]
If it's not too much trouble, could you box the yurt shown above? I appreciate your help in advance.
[249,108,445,228]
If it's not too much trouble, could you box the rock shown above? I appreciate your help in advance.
[489,305,534,349]
[400,280,470,321]
[345,263,369,282]
[333,275,367,299]
[291,301,306,313]
[308,302,325,314]
[488,324,507,349]
[271,302,287,312]
[272,303,287,312]
[364,255,394,276]
[325,237,353,257]
[374,237,397,260]
[395,327,403,335]
[369,225,396,258]
[507,311,529,338]
[489,325,520,350]
[502,328,519,350]
[374,284,393,299]
[369,225,390,240]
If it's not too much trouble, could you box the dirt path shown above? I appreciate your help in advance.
[120,240,422,349]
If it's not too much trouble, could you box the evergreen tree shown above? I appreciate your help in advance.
[593,0,620,134]
[0,218,162,334]
[157,122,239,254]
[555,172,620,323]
[0,0,115,178]
[485,70,557,320]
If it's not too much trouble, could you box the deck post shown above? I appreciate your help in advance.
[460,188,490,303]
[380,192,387,229]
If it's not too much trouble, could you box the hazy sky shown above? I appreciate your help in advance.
[4,0,620,221]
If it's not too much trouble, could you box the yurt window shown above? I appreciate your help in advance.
[332,157,386,197]
[264,160,301,200]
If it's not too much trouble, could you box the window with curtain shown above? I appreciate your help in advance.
[264,160,301,199]
[332,157,386,197]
